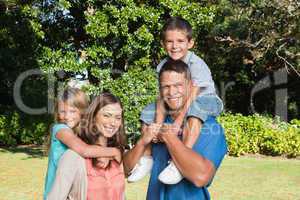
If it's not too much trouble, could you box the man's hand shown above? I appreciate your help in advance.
[158,123,181,142]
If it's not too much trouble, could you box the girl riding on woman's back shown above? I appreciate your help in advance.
[43,88,122,199]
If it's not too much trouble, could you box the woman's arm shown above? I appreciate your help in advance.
[56,129,120,158]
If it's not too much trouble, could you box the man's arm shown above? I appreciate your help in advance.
[123,124,155,176]
[159,120,216,187]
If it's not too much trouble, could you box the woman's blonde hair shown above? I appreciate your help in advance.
[45,87,89,153]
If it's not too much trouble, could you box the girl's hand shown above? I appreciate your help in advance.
[113,148,122,163]
[96,157,110,168]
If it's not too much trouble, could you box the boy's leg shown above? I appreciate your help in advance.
[143,143,152,156]
[155,95,166,125]
[128,101,162,183]
[158,95,223,184]
[127,144,153,183]
[183,94,223,148]
[182,117,202,148]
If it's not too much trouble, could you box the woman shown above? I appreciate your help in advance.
[47,92,127,200]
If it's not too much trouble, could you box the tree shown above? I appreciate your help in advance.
[199,0,299,118]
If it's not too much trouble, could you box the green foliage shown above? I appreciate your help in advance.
[219,113,300,157]
[0,111,51,146]
[39,0,216,75]
[0,2,43,106]
[0,112,20,146]
[201,0,299,115]
[85,66,158,143]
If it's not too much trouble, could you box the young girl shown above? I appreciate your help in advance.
[44,88,122,199]
[47,92,127,200]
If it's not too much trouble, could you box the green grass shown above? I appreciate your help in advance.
[0,146,300,200]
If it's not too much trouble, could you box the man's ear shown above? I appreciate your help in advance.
[188,39,195,49]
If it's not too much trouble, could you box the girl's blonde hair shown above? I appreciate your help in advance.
[54,87,89,134]
[45,87,89,153]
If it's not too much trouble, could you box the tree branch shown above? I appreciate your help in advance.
[276,42,300,77]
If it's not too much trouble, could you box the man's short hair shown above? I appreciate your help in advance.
[160,16,193,41]
[159,59,191,84]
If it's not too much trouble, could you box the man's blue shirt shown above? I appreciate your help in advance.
[141,110,227,200]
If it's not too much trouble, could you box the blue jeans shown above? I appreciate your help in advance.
[187,94,223,122]
[140,94,223,124]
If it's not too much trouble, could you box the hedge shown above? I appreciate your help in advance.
[219,113,300,157]
[1,67,299,157]
[1,110,299,158]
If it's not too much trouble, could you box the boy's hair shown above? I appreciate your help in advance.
[160,16,193,41]
[80,92,127,166]
[158,59,191,83]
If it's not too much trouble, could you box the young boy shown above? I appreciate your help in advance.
[127,16,223,184]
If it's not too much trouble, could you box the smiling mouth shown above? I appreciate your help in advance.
[103,127,115,133]
[167,96,181,102]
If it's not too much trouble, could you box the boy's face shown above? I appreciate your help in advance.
[162,29,194,61]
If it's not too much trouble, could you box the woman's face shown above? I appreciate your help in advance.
[95,103,122,138]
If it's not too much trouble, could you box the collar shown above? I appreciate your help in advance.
[182,50,193,64]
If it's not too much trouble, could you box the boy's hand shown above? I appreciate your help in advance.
[148,123,162,143]
[140,123,160,145]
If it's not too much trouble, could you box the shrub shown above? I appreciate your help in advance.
[0,112,20,146]
[0,110,51,146]
[219,113,300,157]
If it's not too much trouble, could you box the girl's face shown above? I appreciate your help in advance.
[57,101,81,128]
[95,103,122,138]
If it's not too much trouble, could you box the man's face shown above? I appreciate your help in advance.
[160,71,191,114]
[162,29,194,61]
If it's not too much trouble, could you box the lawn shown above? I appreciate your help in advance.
[0,146,300,200]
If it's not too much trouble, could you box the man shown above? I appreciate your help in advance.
[123,59,227,200]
